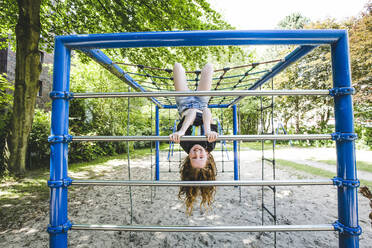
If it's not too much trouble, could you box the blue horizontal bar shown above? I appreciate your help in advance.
[81,49,162,106]
[162,104,230,109]
[57,30,346,49]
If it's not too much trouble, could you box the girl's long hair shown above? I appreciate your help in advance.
[178,153,217,215]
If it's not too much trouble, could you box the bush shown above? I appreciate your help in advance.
[361,126,372,149]
[27,109,51,169]
[0,73,13,177]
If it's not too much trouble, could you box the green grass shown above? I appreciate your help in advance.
[276,159,372,187]
[239,141,299,150]
[317,159,372,173]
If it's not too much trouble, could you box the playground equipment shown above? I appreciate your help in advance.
[48,30,360,248]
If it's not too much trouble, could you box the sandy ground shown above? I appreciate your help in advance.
[0,147,371,248]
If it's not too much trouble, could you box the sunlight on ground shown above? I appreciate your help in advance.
[25,228,38,235]
[243,238,254,245]
[104,159,125,167]
[206,214,219,220]
[68,170,91,179]
[276,190,292,198]
[0,190,9,196]
[69,162,118,178]
[171,203,183,210]
[154,232,167,239]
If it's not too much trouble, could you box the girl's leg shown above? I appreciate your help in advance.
[173,63,189,91]
[171,63,195,143]
[197,63,213,91]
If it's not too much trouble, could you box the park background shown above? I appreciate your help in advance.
[0,0,371,247]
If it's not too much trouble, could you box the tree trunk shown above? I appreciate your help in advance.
[7,0,41,176]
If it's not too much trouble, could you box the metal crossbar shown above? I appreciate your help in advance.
[71,179,334,187]
[72,90,330,98]
[71,134,332,142]
[71,224,335,232]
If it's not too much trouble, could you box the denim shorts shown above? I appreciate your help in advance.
[175,95,209,115]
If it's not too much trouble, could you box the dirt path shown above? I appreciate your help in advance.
[240,147,372,181]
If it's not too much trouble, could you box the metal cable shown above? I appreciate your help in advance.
[168,109,171,172]
[260,85,265,227]
[126,87,134,233]
[150,103,154,203]
[271,78,277,248]
[238,104,242,203]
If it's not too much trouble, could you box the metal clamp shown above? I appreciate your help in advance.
[333,221,362,236]
[50,91,74,100]
[332,177,360,188]
[331,132,358,141]
[329,87,355,96]
[48,177,73,188]
[47,220,73,234]
[48,135,73,143]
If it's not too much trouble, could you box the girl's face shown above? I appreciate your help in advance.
[188,144,208,169]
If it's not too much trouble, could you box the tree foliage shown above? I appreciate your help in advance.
[347,2,372,121]
[268,9,371,147]
[0,0,251,175]
[277,12,310,30]
[273,14,336,134]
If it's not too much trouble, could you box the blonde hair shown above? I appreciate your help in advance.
[178,153,217,215]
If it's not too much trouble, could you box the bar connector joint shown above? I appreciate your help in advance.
[332,177,360,188]
[48,135,73,143]
[331,132,357,141]
[48,177,73,188]
[47,220,73,234]
[50,91,74,100]
[333,221,362,236]
[329,87,355,96]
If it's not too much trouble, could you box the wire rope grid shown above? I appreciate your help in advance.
[216,65,260,106]
[137,65,173,106]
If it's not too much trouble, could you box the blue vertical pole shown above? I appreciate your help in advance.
[232,105,238,180]
[155,106,160,180]
[331,31,359,248]
[49,38,71,248]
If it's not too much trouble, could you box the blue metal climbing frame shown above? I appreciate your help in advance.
[48,30,359,248]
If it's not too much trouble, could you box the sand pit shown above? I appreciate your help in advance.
[1,148,371,247]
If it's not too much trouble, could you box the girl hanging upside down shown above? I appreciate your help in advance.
[169,63,219,215]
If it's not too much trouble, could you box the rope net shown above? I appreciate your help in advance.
[113,59,282,107]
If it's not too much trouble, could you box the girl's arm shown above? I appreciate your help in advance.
[169,109,197,143]
[202,108,218,143]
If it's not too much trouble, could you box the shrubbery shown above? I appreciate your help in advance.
[23,59,161,169]
[27,109,50,169]
[0,73,13,177]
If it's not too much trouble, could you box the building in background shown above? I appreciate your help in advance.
[0,38,53,109]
